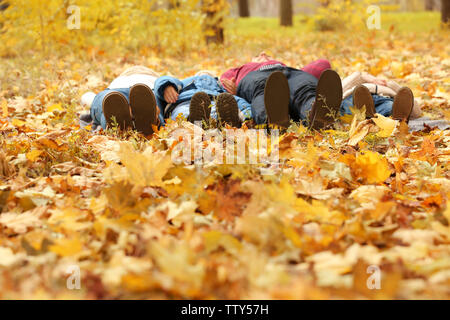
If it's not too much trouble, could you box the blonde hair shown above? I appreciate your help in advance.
[195,70,217,77]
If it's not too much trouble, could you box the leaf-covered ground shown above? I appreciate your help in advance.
[0,17,449,299]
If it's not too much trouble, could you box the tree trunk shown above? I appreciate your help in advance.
[168,0,180,10]
[425,0,434,10]
[280,0,293,27]
[238,0,250,17]
[0,1,9,11]
[202,0,225,44]
[443,0,450,26]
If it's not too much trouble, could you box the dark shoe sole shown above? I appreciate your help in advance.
[353,85,375,118]
[102,92,133,131]
[309,69,343,130]
[129,84,159,136]
[189,92,211,124]
[264,71,290,128]
[392,87,414,122]
[217,93,241,128]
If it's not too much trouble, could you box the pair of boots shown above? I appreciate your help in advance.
[188,92,241,128]
[353,85,414,121]
[263,70,343,130]
[102,84,159,136]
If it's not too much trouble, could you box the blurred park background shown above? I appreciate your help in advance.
[0,0,448,106]
[0,0,448,56]
[0,1,449,300]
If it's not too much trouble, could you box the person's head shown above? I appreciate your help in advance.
[252,51,273,63]
[195,70,217,77]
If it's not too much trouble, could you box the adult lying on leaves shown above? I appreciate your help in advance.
[220,52,341,129]
[80,66,162,136]
[220,52,420,129]
[340,71,422,122]
[155,58,335,129]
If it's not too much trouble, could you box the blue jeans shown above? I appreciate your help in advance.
[170,101,219,121]
[171,97,315,124]
[341,94,394,117]
[90,88,164,129]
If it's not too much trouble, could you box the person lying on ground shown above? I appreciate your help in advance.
[220,53,330,95]
[80,66,162,135]
[220,52,342,130]
[154,71,252,128]
[340,71,422,122]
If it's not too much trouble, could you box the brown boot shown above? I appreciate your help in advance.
[102,92,133,131]
[188,92,211,124]
[353,85,375,118]
[392,87,414,122]
[264,71,291,128]
[217,93,241,128]
[129,84,159,136]
[309,69,343,130]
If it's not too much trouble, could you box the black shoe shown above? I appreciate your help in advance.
[264,71,291,128]
[79,113,92,123]
[217,93,241,128]
[102,92,133,131]
[188,92,211,124]
[129,84,159,136]
[309,69,343,130]
[392,87,414,123]
[353,85,375,118]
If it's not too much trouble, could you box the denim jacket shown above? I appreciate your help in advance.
[154,74,252,119]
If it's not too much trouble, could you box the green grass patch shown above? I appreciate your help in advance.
[229,11,442,36]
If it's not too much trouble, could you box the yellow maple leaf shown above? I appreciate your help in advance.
[340,113,354,124]
[26,149,43,162]
[49,238,83,257]
[203,231,242,256]
[354,151,391,184]
[348,119,372,146]
[372,114,398,138]
[118,144,172,187]
[350,105,367,121]
[11,118,26,127]
[1,100,8,118]
[295,198,346,225]
[47,103,64,113]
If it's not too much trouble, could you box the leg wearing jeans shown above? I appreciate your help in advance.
[249,93,267,125]
[170,101,219,121]
[237,70,274,125]
[286,69,318,121]
[90,88,131,129]
[90,87,164,129]
[340,94,393,117]
[294,96,316,123]
[340,95,354,115]
[372,94,393,117]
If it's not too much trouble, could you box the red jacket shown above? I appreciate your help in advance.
[220,59,331,86]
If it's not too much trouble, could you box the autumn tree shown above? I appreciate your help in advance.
[280,0,293,26]
[167,0,180,9]
[238,0,250,17]
[425,0,434,10]
[201,0,228,44]
[443,0,450,26]
[0,0,204,56]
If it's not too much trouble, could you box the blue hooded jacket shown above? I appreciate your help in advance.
[154,74,252,120]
